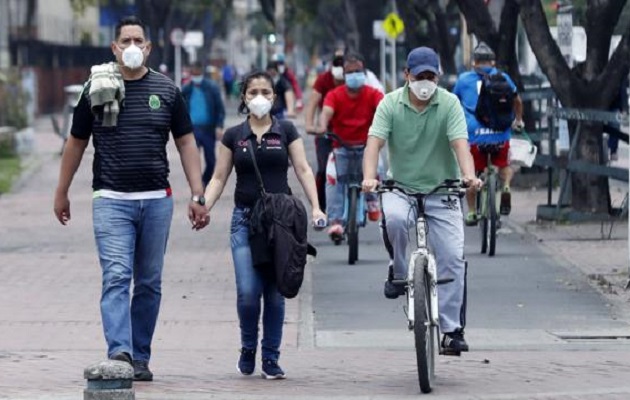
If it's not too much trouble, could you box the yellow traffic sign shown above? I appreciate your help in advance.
[383,13,404,39]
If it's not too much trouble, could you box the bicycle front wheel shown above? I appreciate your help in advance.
[413,257,435,393]
[347,186,359,265]
[487,173,497,257]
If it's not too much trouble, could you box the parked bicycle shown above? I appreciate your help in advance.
[475,144,503,257]
[307,131,368,265]
[377,179,467,393]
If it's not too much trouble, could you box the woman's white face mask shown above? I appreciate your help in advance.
[409,79,437,101]
[247,95,273,119]
[331,66,344,80]
[118,43,145,69]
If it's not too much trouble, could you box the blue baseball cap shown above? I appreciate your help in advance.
[407,47,440,76]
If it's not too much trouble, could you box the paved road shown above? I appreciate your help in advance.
[0,111,629,400]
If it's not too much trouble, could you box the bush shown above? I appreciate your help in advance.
[0,69,30,130]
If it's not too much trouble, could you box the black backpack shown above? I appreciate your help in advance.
[475,72,515,131]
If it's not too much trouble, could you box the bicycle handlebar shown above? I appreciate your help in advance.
[305,131,364,150]
[376,179,467,199]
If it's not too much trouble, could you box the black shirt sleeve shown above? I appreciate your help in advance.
[280,120,300,146]
[170,88,193,138]
[70,88,94,140]
[221,125,237,151]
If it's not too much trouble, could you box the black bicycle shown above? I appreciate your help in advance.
[307,131,367,265]
[475,144,502,256]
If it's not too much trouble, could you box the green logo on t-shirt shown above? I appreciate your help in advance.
[149,95,161,110]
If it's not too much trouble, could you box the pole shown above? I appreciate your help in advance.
[174,44,181,89]
[626,71,630,289]
[380,38,386,89]
[390,38,396,91]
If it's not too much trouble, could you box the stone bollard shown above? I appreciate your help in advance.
[84,360,135,400]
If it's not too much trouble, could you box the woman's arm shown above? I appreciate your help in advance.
[288,138,326,222]
[204,142,234,213]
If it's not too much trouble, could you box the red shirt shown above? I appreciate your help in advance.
[313,71,340,108]
[323,85,383,146]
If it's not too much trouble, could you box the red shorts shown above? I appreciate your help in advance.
[470,142,510,172]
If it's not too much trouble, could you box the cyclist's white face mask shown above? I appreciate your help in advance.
[409,79,437,101]
[247,95,273,119]
[118,43,145,69]
[331,66,344,80]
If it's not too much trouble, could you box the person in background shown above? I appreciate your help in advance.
[304,50,345,210]
[316,53,384,241]
[274,53,304,112]
[203,70,324,379]
[222,63,236,100]
[266,61,296,119]
[452,42,523,225]
[182,61,226,187]
[53,15,208,382]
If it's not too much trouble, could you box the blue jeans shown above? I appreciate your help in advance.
[193,125,217,187]
[230,207,285,361]
[326,147,378,223]
[92,196,173,362]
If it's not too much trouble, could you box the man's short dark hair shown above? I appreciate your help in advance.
[115,16,147,40]
[344,52,365,67]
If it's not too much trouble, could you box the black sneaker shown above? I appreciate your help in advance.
[110,351,132,365]
[261,358,286,380]
[384,279,406,299]
[500,190,511,215]
[132,360,153,381]
[441,329,469,355]
[237,348,256,375]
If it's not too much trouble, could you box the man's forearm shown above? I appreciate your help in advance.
[363,137,383,180]
[56,136,88,194]
[176,135,204,194]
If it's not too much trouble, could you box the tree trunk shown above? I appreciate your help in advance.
[518,0,630,214]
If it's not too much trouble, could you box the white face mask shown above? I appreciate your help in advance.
[331,66,344,80]
[191,75,203,84]
[278,65,286,74]
[120,43,145,69]
[409,80,437,101]
[247,95,273,119]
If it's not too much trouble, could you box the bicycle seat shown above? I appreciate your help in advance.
[477,143,504,154]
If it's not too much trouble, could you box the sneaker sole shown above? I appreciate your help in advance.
[261,371,286,380]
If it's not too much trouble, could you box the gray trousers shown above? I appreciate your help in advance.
[381,191,466,333]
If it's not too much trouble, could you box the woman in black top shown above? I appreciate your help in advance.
[203,71,325,379]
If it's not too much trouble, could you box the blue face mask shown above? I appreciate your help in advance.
[345,72,366,90]
[475,66,493,75]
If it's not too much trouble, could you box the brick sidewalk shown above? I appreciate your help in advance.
[1,114,629,399]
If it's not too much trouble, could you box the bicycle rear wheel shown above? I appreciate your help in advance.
[413,257,435,393]
[479,189,488,254]
[347,186,359,265]
[487,173,497,257]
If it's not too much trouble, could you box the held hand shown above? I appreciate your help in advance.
[189,202,210,231]
[215,127,224,141]
[53,190,71,225]
[361,179,379,193]
[312,209,327,230]
[462,176,483,192]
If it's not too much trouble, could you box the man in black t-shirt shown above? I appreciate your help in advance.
[53,16,208,382]
[266,61,296,119]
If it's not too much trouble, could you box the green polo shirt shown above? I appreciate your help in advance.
[368,84,468,193]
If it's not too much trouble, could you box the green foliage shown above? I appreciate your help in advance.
[0,154,21,194]
[0,69,30,130]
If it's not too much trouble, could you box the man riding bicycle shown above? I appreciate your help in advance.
[452,42,524,226]
[362,47,482,354]
[315,53,384,241]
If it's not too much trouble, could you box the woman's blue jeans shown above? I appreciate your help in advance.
[230,207,285,361]
[92,196,173,362]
